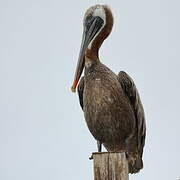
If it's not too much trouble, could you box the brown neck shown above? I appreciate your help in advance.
[85,6,114,61]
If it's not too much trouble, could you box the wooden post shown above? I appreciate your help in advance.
[92,152,129,180]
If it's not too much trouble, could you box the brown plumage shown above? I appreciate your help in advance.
[71,4,146,174]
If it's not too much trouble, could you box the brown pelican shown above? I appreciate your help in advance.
[71,4,146,174]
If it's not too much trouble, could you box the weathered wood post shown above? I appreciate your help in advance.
[91,152,129,180]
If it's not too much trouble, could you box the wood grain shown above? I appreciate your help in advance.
[92,152,129,180]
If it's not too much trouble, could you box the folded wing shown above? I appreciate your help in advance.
[117,71,146,157]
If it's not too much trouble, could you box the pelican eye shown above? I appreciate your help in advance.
[85,15,95,29]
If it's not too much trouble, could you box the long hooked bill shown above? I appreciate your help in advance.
[71,16,104,92]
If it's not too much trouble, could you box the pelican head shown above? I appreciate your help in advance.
[71,4,114,92]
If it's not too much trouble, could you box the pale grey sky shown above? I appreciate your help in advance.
[0,0,180,180]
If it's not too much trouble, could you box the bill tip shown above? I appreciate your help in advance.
[71,86,76,93]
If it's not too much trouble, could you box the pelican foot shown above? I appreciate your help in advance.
[89,154,93,160]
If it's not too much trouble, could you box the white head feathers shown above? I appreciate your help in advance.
[84,5,106,25]
[92,5,106,24]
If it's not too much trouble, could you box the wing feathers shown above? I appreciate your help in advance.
[77,77,84,110]
[117,71,146,157]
